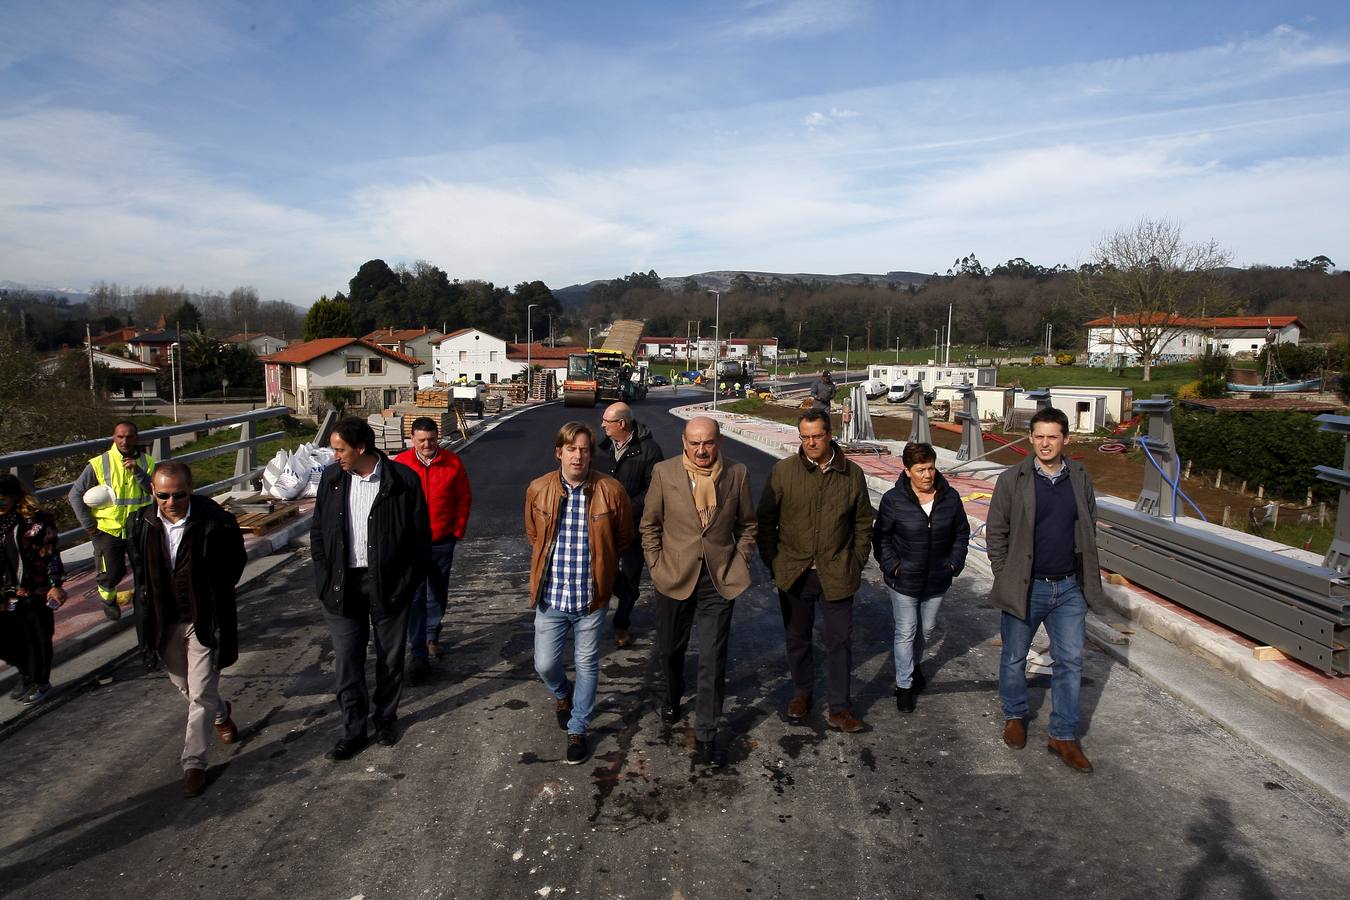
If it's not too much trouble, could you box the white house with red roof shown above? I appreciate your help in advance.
[223,331,290,356]
[1084,314,1302,367]
[260,337,423,416]
[430,328,517,384]
[361,326,442,378]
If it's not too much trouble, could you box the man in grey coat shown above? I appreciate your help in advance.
[985,406,1104,773]
[808,371,836,411]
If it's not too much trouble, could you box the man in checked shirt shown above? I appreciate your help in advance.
[524,422,633,764]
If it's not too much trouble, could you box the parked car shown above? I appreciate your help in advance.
[824,356,845,365]
[887,381,910,403]
[650,374,670,387]
[863,378,888,399]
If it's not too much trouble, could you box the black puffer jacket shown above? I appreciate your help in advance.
[872,471,970,597]
[311,452,432,618]
[595,420,664,527]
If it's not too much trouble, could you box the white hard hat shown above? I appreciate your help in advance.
[82,484,115,509]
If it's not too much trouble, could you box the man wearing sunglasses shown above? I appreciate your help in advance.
[126,461,246,798]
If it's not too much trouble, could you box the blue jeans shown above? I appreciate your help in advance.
[998,576,1087,740]
[408,538,456,657]
[533,602,604,736]
[888,588,944,689]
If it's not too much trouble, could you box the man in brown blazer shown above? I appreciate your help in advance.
[641,416,757,767]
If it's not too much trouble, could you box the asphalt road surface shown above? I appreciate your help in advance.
[2,388,1347,899]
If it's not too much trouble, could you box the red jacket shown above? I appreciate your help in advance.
[393,447,472,542]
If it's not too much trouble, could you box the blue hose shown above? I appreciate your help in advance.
[1136,436,1208,522]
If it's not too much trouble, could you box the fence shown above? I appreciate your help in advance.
[1100,397,1350,674]
[0,406,296,549]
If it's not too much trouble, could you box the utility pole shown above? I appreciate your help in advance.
[85,323,95,399]
[526,303,538,399]
[946,303,953,366]
[708,292,721,410]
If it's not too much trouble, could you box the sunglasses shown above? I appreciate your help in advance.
[154,491,189,500]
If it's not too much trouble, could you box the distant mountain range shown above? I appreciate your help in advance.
[553,269,932,306]
[0,280,89,303]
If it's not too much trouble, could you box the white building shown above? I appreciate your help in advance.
[223,332,289,356]
[431,328,515,384]
[362,326,443,377]
[42,347,159,400]
[1084,315,1302,367]
[261,338,422,416]
[869,364,998,388]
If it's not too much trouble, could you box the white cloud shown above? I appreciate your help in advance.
[723,0,868,40]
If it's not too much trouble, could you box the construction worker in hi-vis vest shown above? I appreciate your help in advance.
[67,420,155,620]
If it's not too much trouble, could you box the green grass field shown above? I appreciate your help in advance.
[996,363,1198,398]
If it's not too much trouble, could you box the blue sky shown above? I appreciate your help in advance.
[2,1,1348,304]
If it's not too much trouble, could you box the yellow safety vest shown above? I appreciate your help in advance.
[89,446,156,537]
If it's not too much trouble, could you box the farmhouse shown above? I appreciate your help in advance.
[261,338,422,417]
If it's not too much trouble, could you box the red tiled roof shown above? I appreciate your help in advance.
[361,326,440,343]
[506,342,574,361]
[1084,314,1303,329]
[260,338,423,367]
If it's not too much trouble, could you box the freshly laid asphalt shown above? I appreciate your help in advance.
[2,388,1348,899]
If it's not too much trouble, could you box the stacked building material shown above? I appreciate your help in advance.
[400,411,454,441]
[415,388,451,408]
[367,413,405,451]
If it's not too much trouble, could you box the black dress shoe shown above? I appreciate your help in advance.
[376,724,399,747]
[555,692,573,730]
[659,703,681,724]
[695,739,727,767]
[325,734,369,761]
[895,686,916,713]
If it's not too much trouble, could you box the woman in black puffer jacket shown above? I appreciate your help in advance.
[871,443,969,713]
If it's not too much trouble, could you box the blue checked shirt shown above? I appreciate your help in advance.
[543,476,591,613]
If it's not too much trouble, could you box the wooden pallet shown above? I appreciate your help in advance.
[232,504,300,535]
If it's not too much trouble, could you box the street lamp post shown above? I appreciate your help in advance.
[796,321,803,364]
[844,336,851,387]
[169,342,179,423]
[894,337,901,363]
[526,303,539,400]
[708,291,721,410]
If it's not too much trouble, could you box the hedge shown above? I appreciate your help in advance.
[1172,410,1343,502]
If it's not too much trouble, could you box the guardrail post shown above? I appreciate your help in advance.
[314,410,336,447]
[907,381,931,445]
[234,418,258,489]
[1134,395,1180,518]
[1313,414,1350,573]
[152,435,172,463]
[10,463,37,494]
[955,384,985,462]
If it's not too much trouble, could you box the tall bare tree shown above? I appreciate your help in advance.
[1079,219,1235,381]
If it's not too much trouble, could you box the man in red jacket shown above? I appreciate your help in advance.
[394,416,472,684]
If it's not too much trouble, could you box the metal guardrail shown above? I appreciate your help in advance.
[0,406,294,549]
[1101,398,1350,674]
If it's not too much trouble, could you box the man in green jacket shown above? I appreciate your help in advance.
[757,408,874,732]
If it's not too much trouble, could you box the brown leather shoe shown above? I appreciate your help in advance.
[786,694,812,721]
[1047,738,1093,773]
[183,768,207,798]
[427,640,444,659]
[826,710,865,733]
[1003,718,1027,749]
[214,717,238,744]
[614,629,632,649]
